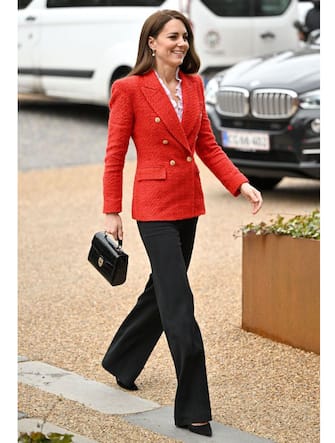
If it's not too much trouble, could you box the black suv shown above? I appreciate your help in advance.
[205,32,320,190]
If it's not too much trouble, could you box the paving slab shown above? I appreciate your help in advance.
[125,406,275,443]
[18,418,98,443]
[18,360,277,442]
[18,361,160,415]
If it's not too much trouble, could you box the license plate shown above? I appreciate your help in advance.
[222,129,270,151]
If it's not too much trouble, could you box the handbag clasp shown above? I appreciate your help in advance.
[98,256,104,267]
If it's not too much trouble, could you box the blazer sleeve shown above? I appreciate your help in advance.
[194,76,248,196]
[103,79,134,214]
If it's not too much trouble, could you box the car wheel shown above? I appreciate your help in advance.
[247,176,282,190]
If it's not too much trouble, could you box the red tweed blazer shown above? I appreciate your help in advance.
[103,70,248,221]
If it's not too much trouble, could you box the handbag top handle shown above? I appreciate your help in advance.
[104,232,122,249]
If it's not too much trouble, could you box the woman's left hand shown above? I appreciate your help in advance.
[240,182,263,215]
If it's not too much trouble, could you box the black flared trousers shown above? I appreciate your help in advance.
[102,218,212,426]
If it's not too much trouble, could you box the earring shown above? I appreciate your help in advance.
[152,49,156,57]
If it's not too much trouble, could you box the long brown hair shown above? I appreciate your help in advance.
[129,9,200,76]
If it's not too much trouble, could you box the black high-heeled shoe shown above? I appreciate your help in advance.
[116,378,138,391]
[177,422,212,437]
[188,423,212,437]
[187,423,212,437]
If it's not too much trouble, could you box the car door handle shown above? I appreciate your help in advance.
[260,31,275,39]
[25,16,37,21]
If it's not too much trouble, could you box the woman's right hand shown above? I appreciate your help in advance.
[105,213,123,241]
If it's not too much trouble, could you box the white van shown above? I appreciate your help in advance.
[185,0,305,78]
[18,0,305,105]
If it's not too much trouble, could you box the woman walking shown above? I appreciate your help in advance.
[101,9,262,437]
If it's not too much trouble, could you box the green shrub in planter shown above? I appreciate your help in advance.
[18,432,73,443]
[240,208,320,240]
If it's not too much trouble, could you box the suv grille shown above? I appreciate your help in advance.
[251,89,298,119]
[216,87,249,117]
[216,87,299,119]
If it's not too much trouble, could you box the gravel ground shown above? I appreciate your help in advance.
[18,159,320,443]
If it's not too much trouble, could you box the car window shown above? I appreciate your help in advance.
[46,0,165,7]
[18,0,33,9]
[200,0,291,17]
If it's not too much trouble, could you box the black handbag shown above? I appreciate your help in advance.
[88,231,128,286]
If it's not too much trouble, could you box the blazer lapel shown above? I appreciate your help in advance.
[140,71,191,151]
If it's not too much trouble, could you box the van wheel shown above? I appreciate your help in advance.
[110,66,132,87]
[248,176,282,190]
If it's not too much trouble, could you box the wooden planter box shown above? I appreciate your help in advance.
[242,233,320,354]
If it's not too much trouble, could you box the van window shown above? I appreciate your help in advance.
[18,0,33,8]
[200,0,291,17]
[47,0,165,7]
[254,0,291,16]
[200,0,251,17]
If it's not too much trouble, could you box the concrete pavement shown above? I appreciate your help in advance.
[18,356,274,443]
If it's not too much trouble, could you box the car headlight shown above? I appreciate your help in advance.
[205,76,220,105]
[299,89,320,109]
